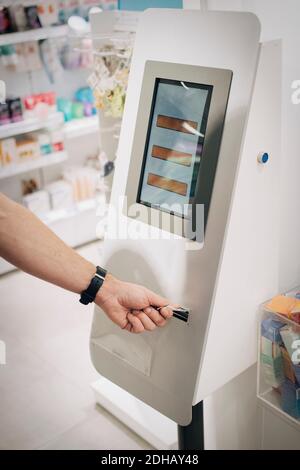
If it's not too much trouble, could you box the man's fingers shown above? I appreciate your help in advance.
[123,322,132,332]
[127,312,145,334]
[143,306,167,326]
[159,306,174,319]
[132,309,156,331]
[146,289,170,309]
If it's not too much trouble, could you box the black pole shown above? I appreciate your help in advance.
[177,401,204,450]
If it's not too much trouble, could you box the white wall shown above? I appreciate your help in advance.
[204,365,261,449]
[209,0,300,292]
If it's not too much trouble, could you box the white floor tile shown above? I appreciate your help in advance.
[0,327,55,393]
[39,406,153,450]
[0,368,92,449]
[35,323,100,391]
[0,271,93,351]
[0,241,151,450]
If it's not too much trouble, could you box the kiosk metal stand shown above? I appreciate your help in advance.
[178,401,204,450]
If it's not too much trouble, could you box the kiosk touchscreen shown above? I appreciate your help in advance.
[138,79,212,216]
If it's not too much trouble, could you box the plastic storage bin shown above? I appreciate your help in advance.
[258,289,300,427]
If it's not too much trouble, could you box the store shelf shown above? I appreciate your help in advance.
[0,151,67,179]
[42,197,101,225]
[63,116,99,139]
[0,25,68,46]
[0,112,64,140]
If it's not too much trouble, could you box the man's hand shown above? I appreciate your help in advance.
[0,194,175,332]
[95,274,174,333]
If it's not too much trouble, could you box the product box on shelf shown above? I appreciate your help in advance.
[23,190,51,216]
[23,92,56,119]
[9,4,27,32]
[63,166,99,202]
[258,288,300,423]
[38,133,52,155]
[57,87,96,122]
[0,138,17,166]
[24,5,42,30]
[45,180,73,210]
[0,102,10,125]
[0,7,15,34]
[16,135,40,161]
[37,1,59,27]
[0,97,23,125]
[50,129,64,151]
[7,97,23,123]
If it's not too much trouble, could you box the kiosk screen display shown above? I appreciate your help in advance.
[137,78,213,217]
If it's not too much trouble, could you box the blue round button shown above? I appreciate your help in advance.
[258,152,269,164]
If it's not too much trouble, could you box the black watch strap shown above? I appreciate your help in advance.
[79,266,107,305]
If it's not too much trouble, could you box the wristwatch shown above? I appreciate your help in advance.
[79,266,107,305]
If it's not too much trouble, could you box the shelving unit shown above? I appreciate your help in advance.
[0,18,103,276]
[0,113,99,141]
[0,25,68,46]
[0,151,68,179]
[41,196,101,225]
[63,115,99,139]
[0,112,64,140]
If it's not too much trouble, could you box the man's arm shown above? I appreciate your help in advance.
[0,193,173,333]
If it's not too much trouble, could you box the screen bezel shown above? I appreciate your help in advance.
[124,61,232,239]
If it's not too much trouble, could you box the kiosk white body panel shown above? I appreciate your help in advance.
[90,10,279,425]
[194,39,281,403]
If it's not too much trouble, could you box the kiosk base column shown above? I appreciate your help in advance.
[177,401,204,450]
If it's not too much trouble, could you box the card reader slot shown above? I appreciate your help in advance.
[172,308,190,323]
[157,306,190,323]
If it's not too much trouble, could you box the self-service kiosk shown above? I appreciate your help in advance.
[90,9,281,448]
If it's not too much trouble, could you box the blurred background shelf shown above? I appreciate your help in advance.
[0,25,69,46]
[0,151,68,179]
[41,196,101,224]
[0,112,64,139]
[0,9,110,278]
[63,116,99,139]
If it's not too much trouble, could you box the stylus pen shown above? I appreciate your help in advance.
[157,306,190,323]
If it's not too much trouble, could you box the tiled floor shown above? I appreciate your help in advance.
[0,241,152,450]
